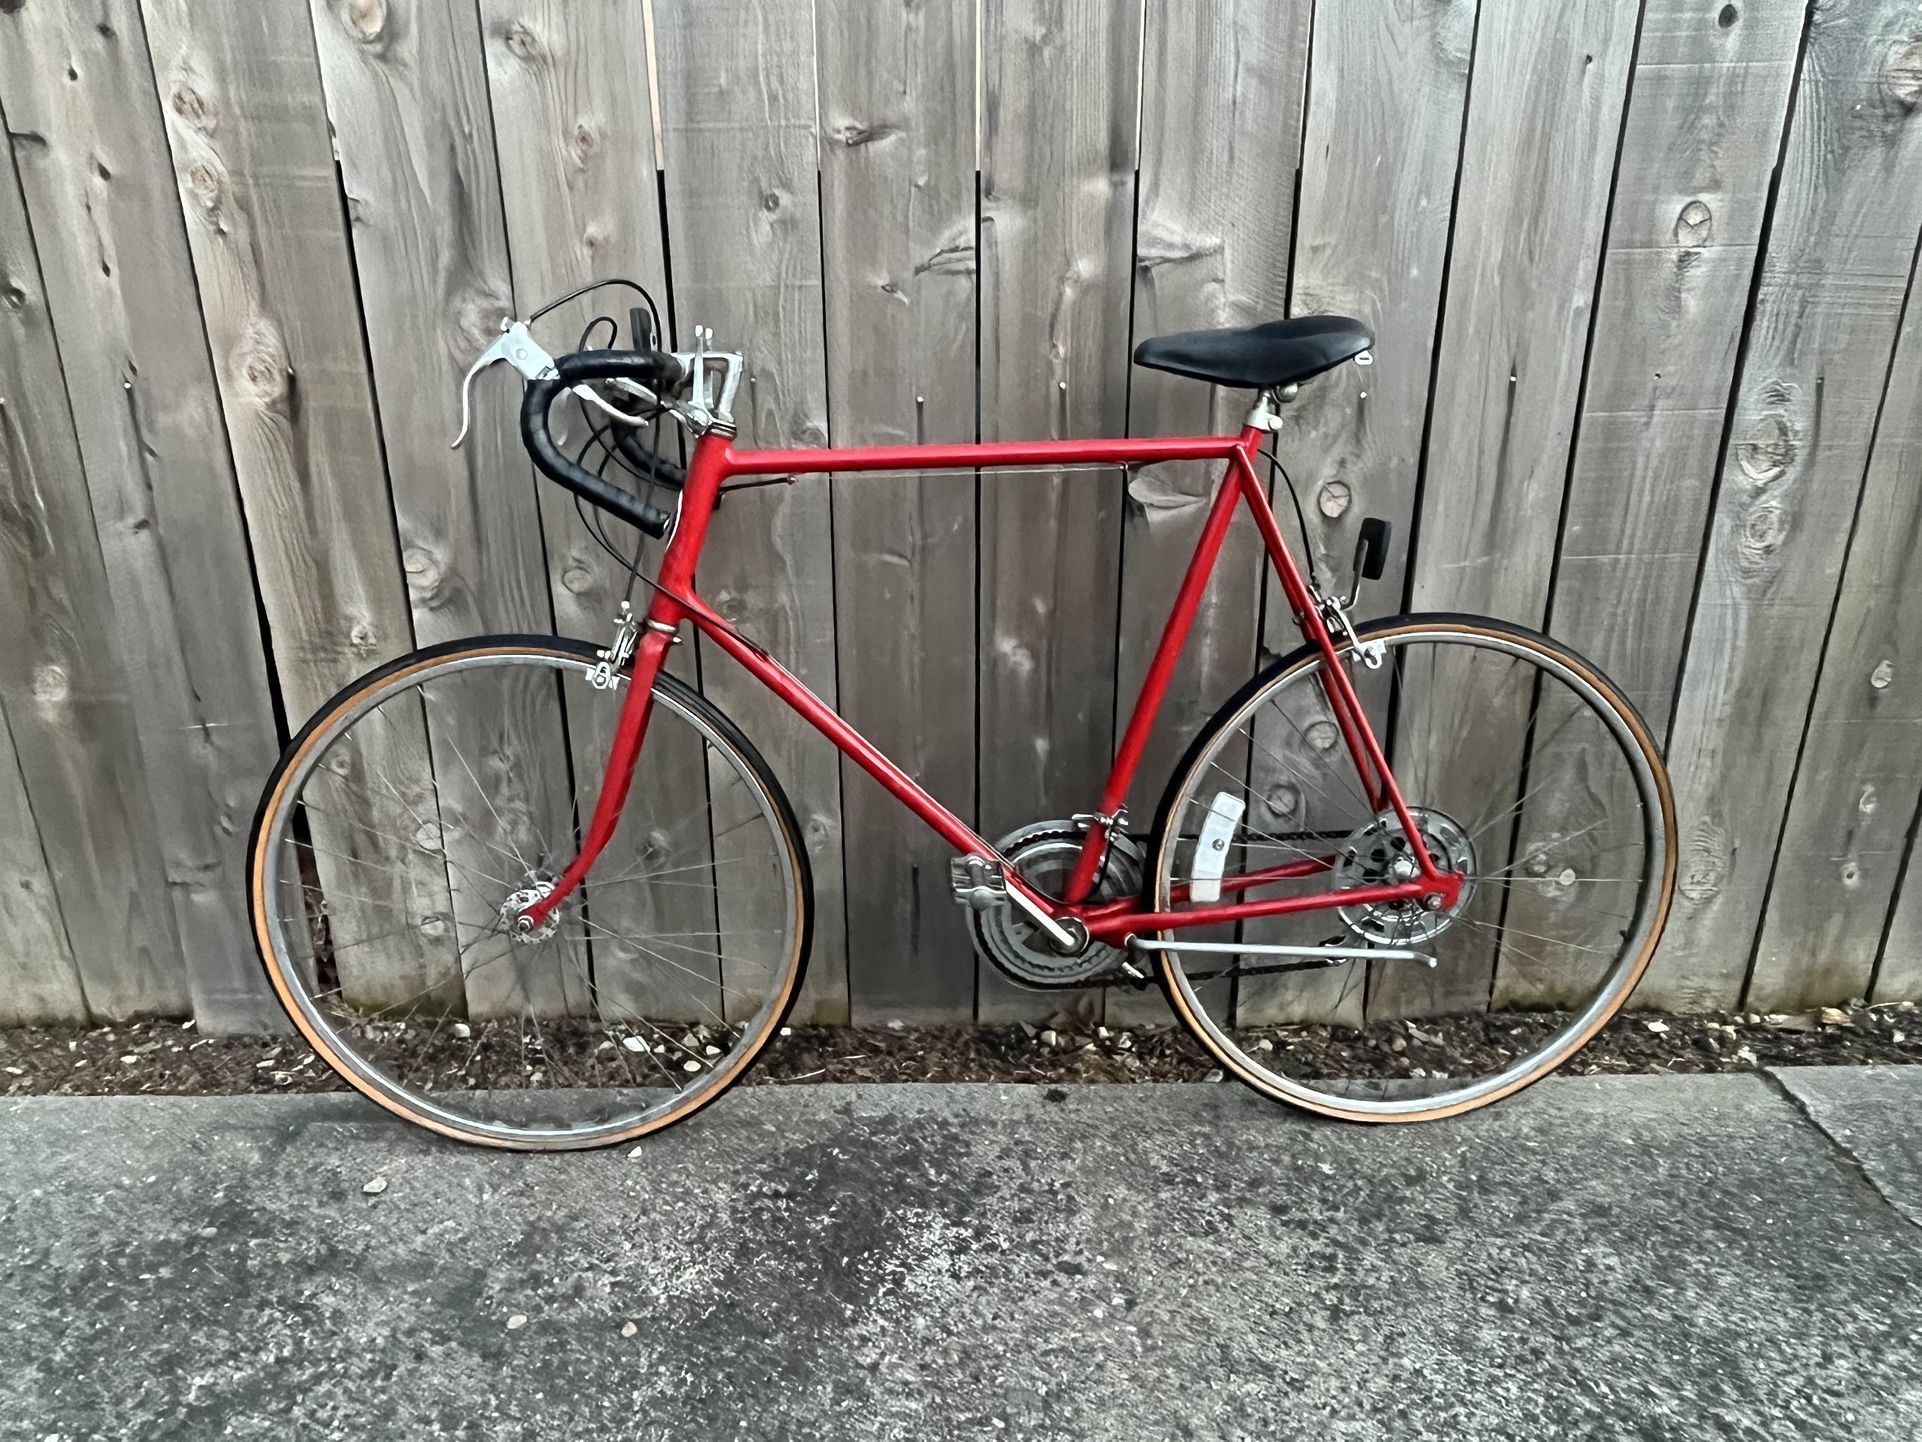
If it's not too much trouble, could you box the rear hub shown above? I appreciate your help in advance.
[1333,807,1475,945]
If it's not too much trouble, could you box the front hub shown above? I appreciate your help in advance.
[503,874,562,943]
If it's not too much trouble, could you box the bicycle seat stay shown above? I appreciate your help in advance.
[1133,314,1373,390]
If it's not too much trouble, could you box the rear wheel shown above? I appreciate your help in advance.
[248,636,811,1149]
[1148,615,1676,1121]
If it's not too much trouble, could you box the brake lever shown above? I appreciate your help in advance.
[450,320,558,448]
[572,378,661,428]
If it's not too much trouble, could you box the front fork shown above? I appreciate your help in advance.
[517,611,679,933]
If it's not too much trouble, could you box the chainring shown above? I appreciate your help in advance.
[970,821,1143,988]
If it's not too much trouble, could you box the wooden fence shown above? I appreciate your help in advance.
[1,0,1920,1033]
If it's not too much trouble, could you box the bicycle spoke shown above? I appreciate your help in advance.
[1153,626,1668,1116]
[254,644,806,1145]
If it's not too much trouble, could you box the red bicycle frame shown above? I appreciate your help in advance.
[522,419,1463,942]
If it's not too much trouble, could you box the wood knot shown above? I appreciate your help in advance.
[31,664,68,707]
[572,121,596,161]
[993,634,1036,677]
[1717,3,1737,27]
[1738,500,1787,559]
[561,560,595,595]
[0,0,26,16]
[1737,411,1796,484]
[170,84,215,133]
[348,621,379,653]
[1678,820,1727,903]
[1303,720,1339,751]
[832,120,901,148]
[760,189,783,214]
[233,317,292,405]
[1889,40,1922,110]
[503,20,541,61]
[1265,783,1301,820]
[344,0,387,42]
[1870,658,1895,690]
[1674,199,1713,248]
[451,285,513,355]
[186,161,221,210]
[401,545,448,606]
[1,281,25,312]
[1317,478,1352,519]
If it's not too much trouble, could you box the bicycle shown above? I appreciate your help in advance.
[247,281,1677,1149]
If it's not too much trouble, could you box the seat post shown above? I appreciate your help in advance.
[1243,384,1298,433]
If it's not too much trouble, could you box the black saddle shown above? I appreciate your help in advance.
[1133,315,1372,390]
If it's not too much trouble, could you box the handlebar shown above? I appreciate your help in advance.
[519,347,689,539]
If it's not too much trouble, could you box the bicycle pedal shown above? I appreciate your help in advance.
[949,855,1009,911]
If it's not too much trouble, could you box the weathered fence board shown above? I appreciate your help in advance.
[817,0,980,1024]
[143,0,464,1017]
[1492,0,1806,1011]
[477,0,671,655]
[0,113,187,1021]
[1237,0,1476,1028]
[1748,229,1922,1011]
[2,0,1921,1031]
[0,701,86,1025]
[0,0,284,1030]
[1120,0,1309,816]
[1109,0,1311,1031]
[1380,0,1639,1020]
[310,0,591,1019]
[652,0,851,1025]
[1276,0,1477,634]
[1641,0,1922,1009]
[1883,835,1922,1003]
[974,0,1143,1024]
[479,0,725,1026]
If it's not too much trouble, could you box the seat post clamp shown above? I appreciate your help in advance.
[1245,389,1289,432]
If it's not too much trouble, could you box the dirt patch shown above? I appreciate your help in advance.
[2,1002,1917,1098]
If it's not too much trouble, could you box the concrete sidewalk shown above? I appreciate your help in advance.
[2,1071,1919,1441]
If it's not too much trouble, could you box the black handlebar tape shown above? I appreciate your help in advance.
[554,347,689,389]
[520,378,673,539]
[611,426,688,489]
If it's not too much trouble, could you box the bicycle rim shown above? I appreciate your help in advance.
[248,638,809,1149]
[1151,618,1676,1121]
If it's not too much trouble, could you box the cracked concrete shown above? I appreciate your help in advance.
[2,1071,1919,1440]
[1769,1065,1922,1231]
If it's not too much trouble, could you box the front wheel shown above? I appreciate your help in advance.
[247,636,812,1149]
[1148,614,1676,1122]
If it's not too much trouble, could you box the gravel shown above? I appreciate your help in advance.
[2,1000,1917,1098]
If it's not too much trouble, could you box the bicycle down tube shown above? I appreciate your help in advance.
[520,413,1460,939]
